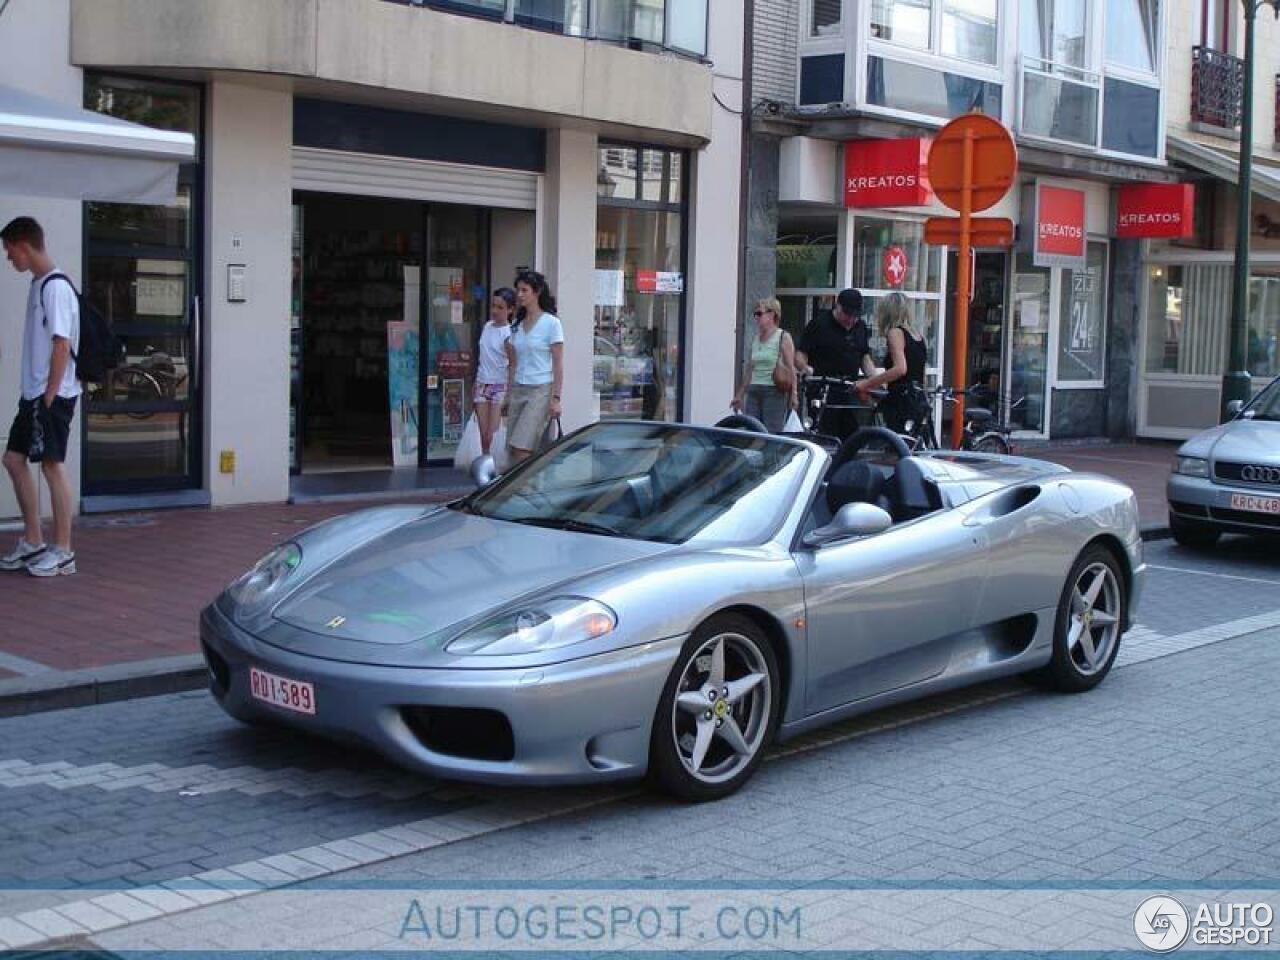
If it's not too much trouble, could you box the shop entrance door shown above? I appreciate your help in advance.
[1007,254,1053,436]
[945,250,1008,429]
[292,194,496,475]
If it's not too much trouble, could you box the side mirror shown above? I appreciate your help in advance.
[1226,399,1245,419]
[803,502,893,547]
[469,454,500,488]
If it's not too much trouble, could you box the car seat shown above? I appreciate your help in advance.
[825,460,891,516]
[882,456,941,523]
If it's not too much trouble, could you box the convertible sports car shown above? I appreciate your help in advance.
[202,421,1145,800]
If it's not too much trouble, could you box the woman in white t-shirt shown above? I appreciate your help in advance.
[505,270,564,463]
[474,287,517,455]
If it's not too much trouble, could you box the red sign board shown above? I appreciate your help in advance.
[882,245,909,286]
[1116,183,1195,238]
[844,138,932,208]
[1034,183,1086,268]
[636,270,683,294]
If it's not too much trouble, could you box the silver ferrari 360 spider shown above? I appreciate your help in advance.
[202,421,1145,800]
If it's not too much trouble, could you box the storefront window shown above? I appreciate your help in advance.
[83,75,203,495]
[1144,262,1280,380]
[1248,273,1280,379]
[1057,242,1108,382]
[595,145,686,422]
[1011,254,1052,432]
[852,218,944,367]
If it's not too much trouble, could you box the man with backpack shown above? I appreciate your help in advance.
[0,217,81,577]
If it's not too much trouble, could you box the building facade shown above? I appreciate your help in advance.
[747,0,1189,442]
[1139,0,1280,437]
[0,0,744,518]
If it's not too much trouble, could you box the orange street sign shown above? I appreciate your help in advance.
[924,216,1015,248]
[927,113,1017,213]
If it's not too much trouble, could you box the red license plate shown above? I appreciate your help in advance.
[249,666,316,715]
[1230,492,1280,515]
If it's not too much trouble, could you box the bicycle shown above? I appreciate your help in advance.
[866,385,1024,455]
[793,374,875,453]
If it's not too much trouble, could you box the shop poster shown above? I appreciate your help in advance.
[442,379,465,443]
[387,266,421,468]
[387,322,420,467]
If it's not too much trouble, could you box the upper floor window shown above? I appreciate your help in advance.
[871,0,1000,65]
[1105,0,1158,74]
[1018,0,1162,156]
[812,0,843,36]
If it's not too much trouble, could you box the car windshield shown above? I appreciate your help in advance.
[1243,379,1280,421]
[457,422,811,545]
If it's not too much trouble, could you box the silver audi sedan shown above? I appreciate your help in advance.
[1167,376,1280,548]
[202,421,1144,800]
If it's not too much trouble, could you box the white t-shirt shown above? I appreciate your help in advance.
[22,270,81,401]
[512,313,565,386]
[476,321,512,385]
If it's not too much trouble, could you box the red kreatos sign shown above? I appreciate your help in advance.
[844,138,932,208]
[1115,183,1195,238]
[1034,183,1086,269]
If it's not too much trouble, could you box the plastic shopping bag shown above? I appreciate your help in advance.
[783,409,803,433]
[453,414,482,470]
[492,420,511,473]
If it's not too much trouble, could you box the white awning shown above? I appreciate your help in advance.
[1167,134,1280,205]
[0,84,195,204]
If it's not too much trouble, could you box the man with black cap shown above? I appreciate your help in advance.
[795,287,876,440]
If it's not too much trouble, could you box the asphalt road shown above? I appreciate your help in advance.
[1,537,1278,954]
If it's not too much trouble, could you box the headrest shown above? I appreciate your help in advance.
[827,460,885,514]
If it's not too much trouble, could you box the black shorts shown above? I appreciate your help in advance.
[7,397,77,464]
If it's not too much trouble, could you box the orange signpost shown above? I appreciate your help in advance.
[925,113,1017,449]
[923,216,1014,248]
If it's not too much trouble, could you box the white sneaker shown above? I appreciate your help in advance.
[27,547,75,578]
[0,538,46,571]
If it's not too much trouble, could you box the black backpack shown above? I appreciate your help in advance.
[40,273,126,385]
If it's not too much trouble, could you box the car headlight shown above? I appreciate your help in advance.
[1175,456,1210,478]
[227,542,302,610]
[445,597,617,656]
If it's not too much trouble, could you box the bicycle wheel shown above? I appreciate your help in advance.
[115,368,163,419]
[970,432,1010,455]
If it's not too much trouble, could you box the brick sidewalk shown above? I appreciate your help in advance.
[0,442,1177,686]
[0,497,449,677]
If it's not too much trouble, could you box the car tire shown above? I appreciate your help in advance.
[1037,545,1126,693]
[649,613,780,802]
[1169,513,1221,549]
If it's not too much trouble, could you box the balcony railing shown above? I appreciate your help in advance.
[397,0,708,57]
[1191,45,1244,132]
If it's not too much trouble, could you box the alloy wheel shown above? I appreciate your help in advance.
[1067,562,1122,676]
[671,632,772,784]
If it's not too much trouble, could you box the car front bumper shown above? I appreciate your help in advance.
[200,601,685,786]
[1168,473,1280,536]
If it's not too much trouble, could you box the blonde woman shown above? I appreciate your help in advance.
[732,297,796,432]
[857,292,927,434]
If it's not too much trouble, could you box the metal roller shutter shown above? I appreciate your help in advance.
[292,147,539,210]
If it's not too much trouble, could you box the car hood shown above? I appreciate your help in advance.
[268,507,669,648]
[1182,418,1280,465]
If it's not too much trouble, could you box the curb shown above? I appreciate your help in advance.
[0,654,206,719]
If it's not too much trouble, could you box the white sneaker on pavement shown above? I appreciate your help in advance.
[27,546,76,578]
[0,538,46,571]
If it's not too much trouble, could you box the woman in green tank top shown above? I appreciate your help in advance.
[732,297,796,432]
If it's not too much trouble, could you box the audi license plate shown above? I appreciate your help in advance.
[249,666,316,715]
[1230,493,1280,515]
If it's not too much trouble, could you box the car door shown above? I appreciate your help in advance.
[795,510,986,715]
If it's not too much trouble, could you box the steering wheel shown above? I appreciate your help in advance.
[830,426,913,471]
[714,413,769,434]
